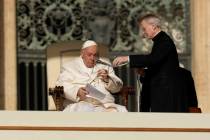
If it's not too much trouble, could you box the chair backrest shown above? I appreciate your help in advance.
[46,40,109,110]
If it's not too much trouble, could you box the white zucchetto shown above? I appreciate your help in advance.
[82,40,97,49]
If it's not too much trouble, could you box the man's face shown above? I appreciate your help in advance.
[81,45,98,68]
[140,20,156,39]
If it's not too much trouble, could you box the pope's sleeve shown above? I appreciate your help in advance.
[55,64,80,102]
[104,67,123,93]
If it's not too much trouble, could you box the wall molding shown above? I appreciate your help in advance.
[0,126,210,132]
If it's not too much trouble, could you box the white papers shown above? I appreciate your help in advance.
[85,84,106,100]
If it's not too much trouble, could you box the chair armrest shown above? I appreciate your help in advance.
[188,107,202,113]
[49,86,65,111]
[114,86,135,107]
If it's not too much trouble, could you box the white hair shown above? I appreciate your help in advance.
[139,14,161,28]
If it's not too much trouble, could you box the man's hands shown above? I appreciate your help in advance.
[77,87,88,101]
[97,69,109,83]
[112,56,129,67]
[77,69,109,101]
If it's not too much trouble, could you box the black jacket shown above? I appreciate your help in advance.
[130,31,190,112]
[175,67,198,108]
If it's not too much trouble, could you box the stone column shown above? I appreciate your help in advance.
[191,0,210,112]
[3,0,17,110]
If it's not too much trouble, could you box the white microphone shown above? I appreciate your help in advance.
[96,59,112,67]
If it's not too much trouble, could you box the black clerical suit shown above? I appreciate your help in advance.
[175,67,198,108]
[139,69,151,112]
[130,31,188,112]
[139,67,198,112]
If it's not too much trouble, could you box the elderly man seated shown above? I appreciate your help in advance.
[56,40,127,112]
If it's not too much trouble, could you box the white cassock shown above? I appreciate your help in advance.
[56,57,128,112]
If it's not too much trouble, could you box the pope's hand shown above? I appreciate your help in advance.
[77,87,88,101]
[97,69,109,83]
[112,56,129,67]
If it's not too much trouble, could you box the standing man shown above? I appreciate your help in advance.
[56,40,127,112]
[113,14,188,112]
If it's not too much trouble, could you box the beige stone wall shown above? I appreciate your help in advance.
[3,0,17,110]
[191,0,210,112]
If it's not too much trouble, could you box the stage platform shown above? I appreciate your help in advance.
[0,111,209,140]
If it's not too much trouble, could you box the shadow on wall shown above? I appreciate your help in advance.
[0,0,5,109]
